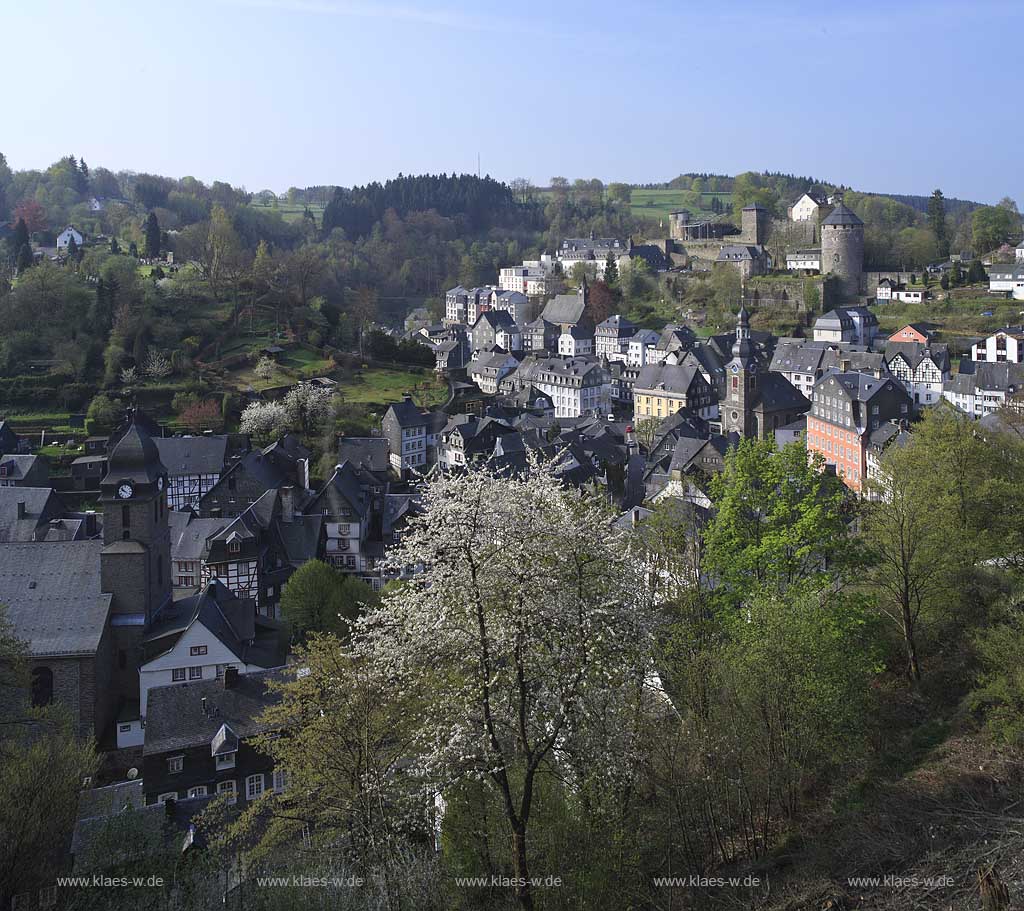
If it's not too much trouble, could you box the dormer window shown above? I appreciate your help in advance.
[216,751,236,770]
[229,540,241,554]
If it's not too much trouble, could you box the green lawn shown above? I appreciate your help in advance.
[629,188,733,222]
[249,201,326,225]
[338,368,447,408]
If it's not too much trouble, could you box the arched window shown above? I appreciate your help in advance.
[31,667,53,707]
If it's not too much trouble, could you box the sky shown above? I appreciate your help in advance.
[4,0,1021,204]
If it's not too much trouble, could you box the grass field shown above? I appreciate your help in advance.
[629,188,733,223]
[338,368,447,409]
[249,201,326,225]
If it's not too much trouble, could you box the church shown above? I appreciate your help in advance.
[720,307,810,441]
[0,414,285,744]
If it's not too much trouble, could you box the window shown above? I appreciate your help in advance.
[119,723,132,733]
[157,792,178,804]
[171,668,186,682]
[229,540,241,554]
[188,786,208,798]
[217,780,237,804]
[30,667,53,707]
[190,645,207,656]
[246,774,265,800]
[215,751,236,770]
[168,756,184,774]
[189,666,203,680]
[272,769,288,793]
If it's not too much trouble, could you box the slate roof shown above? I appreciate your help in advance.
[104,422,166,486]
[154,435,229,477]
[770,340,829,375]
[540,290,587,326]
[883,341,951,373]
[945,361,1024,395]
[0,487,60,543]
[816,308,855,330]
[0,453,44,482]
[384,397,428,429]
[145,582,288,672]
[168,511,227,563]
[635,362,705,396]
[716,244,763,262]
[0,540,111,656]
[821,202,863,226]
[337,437,390,473]
[143,665,292,756]
[751,373,810,412]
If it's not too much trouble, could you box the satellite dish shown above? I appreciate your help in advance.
[127,768,139,780]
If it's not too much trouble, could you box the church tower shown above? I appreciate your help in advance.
[100,415,171,697]
[722,307,758,439]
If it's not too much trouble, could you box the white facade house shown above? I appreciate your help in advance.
[988,265,1024,301]
[469,351,520,394]
[558,327,594,357]
[885,345,950,407]
[498,266,552,298]
[490,289,529,324]
[138,618,264,719]
[790,193,825,222]
[972,329,1024,364]
[877,279,925,303]
[786,249,821,272]
[943,363,1024,417]
[627,329,661,367]
[502,356,610,419]
[56,225,83,250]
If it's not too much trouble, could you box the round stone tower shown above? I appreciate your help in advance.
[820,201,864,300]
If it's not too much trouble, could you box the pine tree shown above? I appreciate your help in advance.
[8,218,29,260]
[928,189,949,260]
[66,235,78,260]
[16,244,32,274]
[604,252,619,286]
[144,211,160,259]
[109,237,120,254]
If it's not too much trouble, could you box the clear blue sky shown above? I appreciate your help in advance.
[6,0,1021,204]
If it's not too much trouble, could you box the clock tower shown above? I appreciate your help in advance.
[100,415,172,700]
[722,306,757,439]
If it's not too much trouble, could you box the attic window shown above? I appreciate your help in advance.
[229,540,241,554]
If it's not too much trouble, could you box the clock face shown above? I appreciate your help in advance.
[731,364,739,373]
[118,483,134,499]
[157,476,164,491]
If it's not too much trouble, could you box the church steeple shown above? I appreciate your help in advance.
[723,306,758,439]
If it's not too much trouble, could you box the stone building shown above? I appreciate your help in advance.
[820,201,864,300]
[741,204,770,245]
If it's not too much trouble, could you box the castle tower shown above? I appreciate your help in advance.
[722,306,758,439]
[820,201,864,300]
[741,204,769,246]
[100,415,171,699]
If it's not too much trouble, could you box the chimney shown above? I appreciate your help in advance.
[402,392,413,403]
[280,486,294,523]
[224,666,240,689]
[164,798,176,819]
[16,500,26,520]
[840,357,850,372]
[201,696,208,715]
[631,507,642,528]
[85,510,97,537]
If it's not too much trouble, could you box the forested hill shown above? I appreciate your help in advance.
[879,191,980,218]
[322,173,533,239]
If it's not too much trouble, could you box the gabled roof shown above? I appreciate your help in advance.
[0,486,61,543]
[143,579,288,669]
[154,435,229,477]
[168,511,227,563]
[473,309,517,331]
[0,453,44,481]
[883,341,951,373]
[635,362,706,396]
[751,373,809,412]
[0,540,111,656]
[383,397,428,429]
[540,290,587,326]
[337,437,390,474]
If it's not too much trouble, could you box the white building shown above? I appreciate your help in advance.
[469,350,520,394]
[786,249,821,272]
[627,329,661,367]
[987,265,1024,301]
[884,343,950,407]
[943,362,1024,417]
[790,193,826,222]
[501,356,610,418]
[498,266,552,298]
[876,279,925,303]
[595,315,637,360]
[558,326,594,357]
[490,289,529,324]
[56,225,83,251]
[972,328,1024,364]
